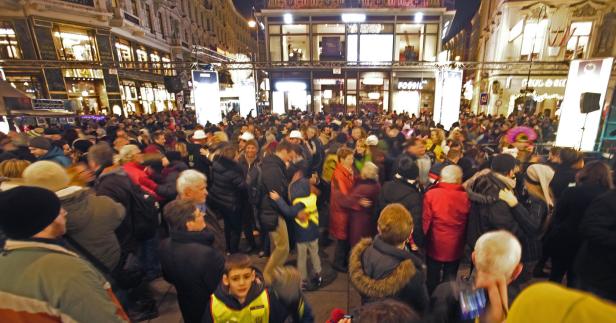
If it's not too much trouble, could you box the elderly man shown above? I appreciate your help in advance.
[175,169,225,252]
[430,230,524,323]
[422,165,470,293]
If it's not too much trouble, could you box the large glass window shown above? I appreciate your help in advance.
[115,38,133,67]
[150,51,161,74]
[269,24,309,62]
[395,23,438,62]
[0,22,21,59]
[520,19,548,60]
[313,24,345,61]
[135,46,148,71]
[359,24,394,63]
[565,21,592,60]
[53,26,98,61]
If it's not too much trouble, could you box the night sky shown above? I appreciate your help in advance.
[233,0,254,18]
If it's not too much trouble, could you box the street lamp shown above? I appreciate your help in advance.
[248,13,260,115]
[247,20,257,28]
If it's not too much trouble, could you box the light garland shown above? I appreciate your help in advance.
[511,93,564,102]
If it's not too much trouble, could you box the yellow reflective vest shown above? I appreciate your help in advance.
[210,288,270,323]
[292,193,319,228]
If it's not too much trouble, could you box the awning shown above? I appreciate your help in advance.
[442,0,481,44]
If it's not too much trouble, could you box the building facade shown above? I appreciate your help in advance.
[258,0,450,115]
[448,0,616,119]
[0,0,255,116]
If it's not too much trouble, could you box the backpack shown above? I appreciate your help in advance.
[127,183,159,241]
[247,163,263,206]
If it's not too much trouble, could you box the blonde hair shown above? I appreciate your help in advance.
[0,159,31,178]
[210,131,229,146]
[117,144,141,165]
[361,161,379,181]
[474,230,521,278]
[175,142,189,158]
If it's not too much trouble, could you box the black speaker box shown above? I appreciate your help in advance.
[580,92,601,113]
[164,76,182,93]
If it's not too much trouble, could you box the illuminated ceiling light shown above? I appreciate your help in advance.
[276,81,306,92]
[341,13,366,23]
[81,90,89,97]
[414,12,424,23]
[248,20,257,28]
[283,13,293,24]
[323,90,333,99]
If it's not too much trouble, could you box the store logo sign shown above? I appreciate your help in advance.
[521,78,567,88]
[398,79,427,90]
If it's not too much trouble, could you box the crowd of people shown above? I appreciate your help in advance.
[0,108,615,323]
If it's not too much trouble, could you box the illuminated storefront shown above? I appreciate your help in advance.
[261,8,446,113]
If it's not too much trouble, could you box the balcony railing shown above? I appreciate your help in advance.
[266,0,442,9]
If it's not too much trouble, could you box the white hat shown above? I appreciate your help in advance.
[239,132,255,141]
[192,130,206,140]
[366,135,379,146]
[289,130,303,139]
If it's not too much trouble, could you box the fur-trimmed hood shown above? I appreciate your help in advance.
[349,237,417,299]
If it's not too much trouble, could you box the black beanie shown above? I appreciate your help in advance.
[491,154,517,174]
[396,155,419,180]
[29,136,52,150]
[0,186,61,239]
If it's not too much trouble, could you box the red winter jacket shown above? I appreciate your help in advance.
[122,161,162,201]
[422,182,470,262]
[329,163,355,241]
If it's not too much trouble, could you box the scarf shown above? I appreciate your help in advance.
[526,164,555,208]
[493,172,517,190]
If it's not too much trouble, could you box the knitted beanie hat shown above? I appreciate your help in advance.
[0,186,61,239]
[22,161,70,192]
[378,203,413,245]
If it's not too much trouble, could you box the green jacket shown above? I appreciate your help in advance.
[0,240,128,323]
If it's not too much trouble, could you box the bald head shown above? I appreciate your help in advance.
[440,165,462,184]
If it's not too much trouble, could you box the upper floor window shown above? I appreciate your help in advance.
[0,22,22,59]
[565,21,592,60]
[53,26,98,61]
[520,19,547,61]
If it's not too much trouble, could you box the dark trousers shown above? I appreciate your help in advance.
[426,256,460,293]
[550,254,577,287]
[333,239,350,269]
[223,214,242,254]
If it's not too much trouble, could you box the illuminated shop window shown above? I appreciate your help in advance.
[53,26,98,61]
[0,22,22,59]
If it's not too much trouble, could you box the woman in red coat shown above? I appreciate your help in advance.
[118,144,162,201]
[422,165,470,292]
[339,161,381,248]
[330,147,355,272]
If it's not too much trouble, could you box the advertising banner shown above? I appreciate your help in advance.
[433,69,463,130]
[555,58,613,151]
[192,70,221,125]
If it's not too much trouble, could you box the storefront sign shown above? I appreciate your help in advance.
[521,78,567,88]
[192,70,221,124]
[32,99,66,110]
[397,79,427,91]
[555,58,614,151]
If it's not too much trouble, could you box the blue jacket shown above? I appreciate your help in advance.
[40,146,71,167]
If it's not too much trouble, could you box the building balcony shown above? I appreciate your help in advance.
[266,0,442,9]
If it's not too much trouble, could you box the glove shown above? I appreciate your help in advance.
[499,189,518,207]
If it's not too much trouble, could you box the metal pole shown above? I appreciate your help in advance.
[254,25,260,115]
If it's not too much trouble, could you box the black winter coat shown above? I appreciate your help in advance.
[259,154,289,232]
[160,229,225,323]
[545,184,607,261]
[521,195,549,262]
[466,172,540,258]
[187,143,212,183]
[94,167,136,249]
[208,156,246,215]
[378,179,424,248]
[550,166,578,200]
[574,190,616,301]
[349,236,429,315]
[157,161,189,202]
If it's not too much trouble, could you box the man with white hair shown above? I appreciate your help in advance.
[175,169,225,252]
[430,230,523,323]
[423,165,470,292]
